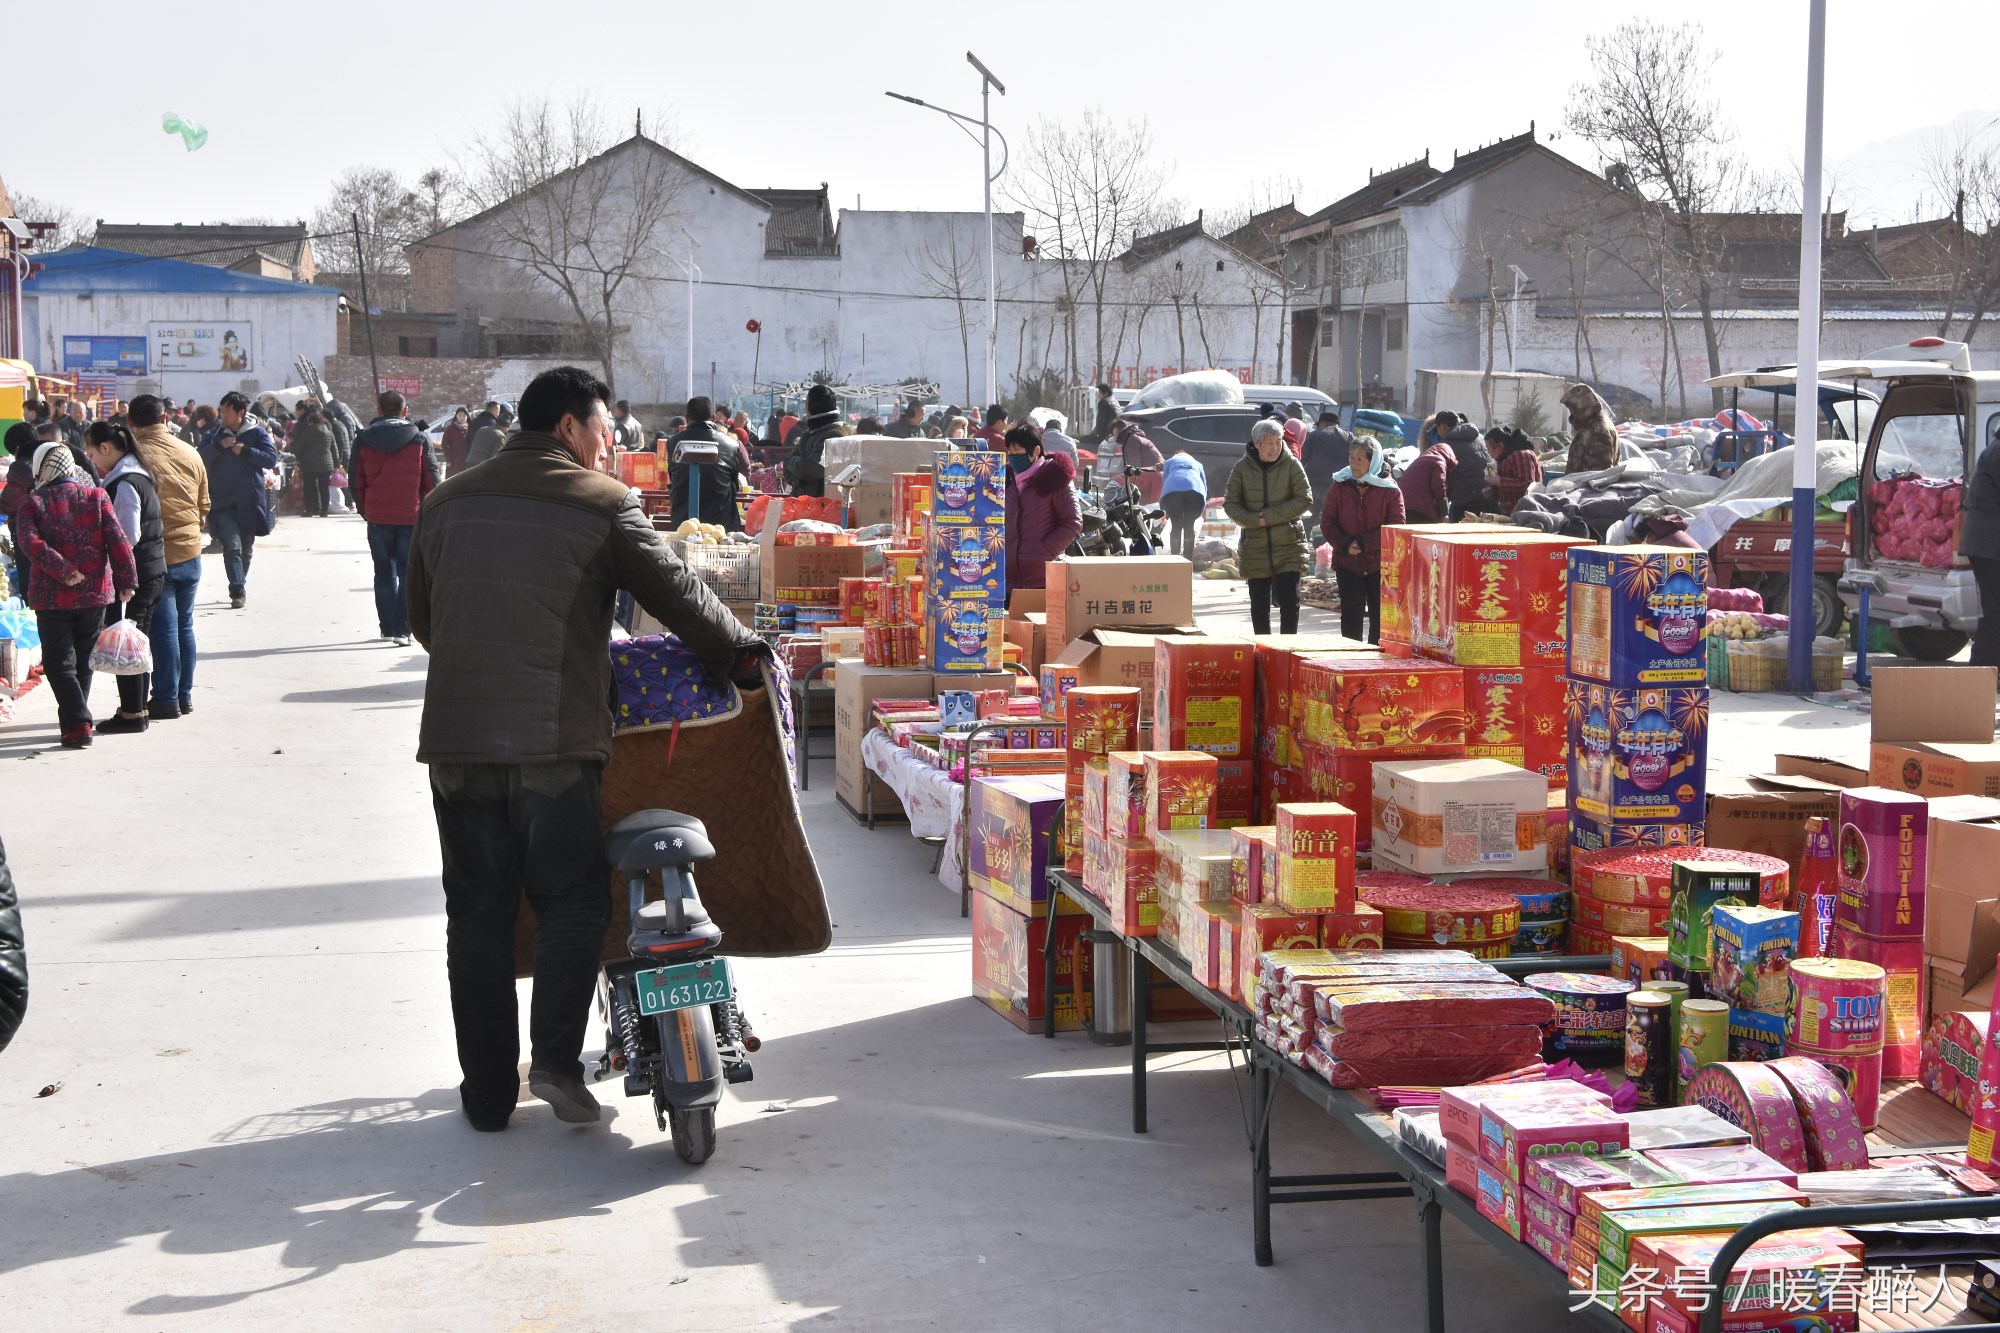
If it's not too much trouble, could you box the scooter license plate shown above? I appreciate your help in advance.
[633,959,733,1016]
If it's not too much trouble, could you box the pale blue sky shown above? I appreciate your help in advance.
[3,0,1994,232]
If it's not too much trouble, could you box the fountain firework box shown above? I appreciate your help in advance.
[1102,752,1149,840]
[929,450,1006,526]
[1566,546,1710,686]
[1371,757,1550,876]
[1834,787,1927,943]
[1567,680,1709,830]
[1231,825,1276,904]
[930,601,1004,672]
[1726,1008,1787,1062]
[1706,905,1799,1014]
[969,775,1067,917]
[1463,665,1570,786]
[1411,531,1584,668]
[1143,751,1220,837]
[1273,801,1358,913]
[1297,658,1468,752]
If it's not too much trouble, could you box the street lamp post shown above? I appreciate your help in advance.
[657,226,702,403]
[1788,0,1828,695]
[887,51,1008,410]
[1507,264,1529,374]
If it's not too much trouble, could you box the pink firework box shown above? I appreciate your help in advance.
[1834,787,1927,943]
[1676,1063,1812,1172]
[1447,1144,1480,1199]
[1970,964,2000,1173]
[1475,1157,1526,1238]
[1524,1218,1570,1270]
[1522,1186,1575,1242]
[1480,1101,1631,1182]
[1829,928,1924,1080]
[1103,752,1149,839]
[1039,663,1080,719]
[1642,1142,1800,1188]
[1526,1149,1682,1214]
[1765,1056,1870,1171]
[1921,1009,1989,1116]
[1440,1080,1611,1154]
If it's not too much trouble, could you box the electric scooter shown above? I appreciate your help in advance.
[594,808,758,1164]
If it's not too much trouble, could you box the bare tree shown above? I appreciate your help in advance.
[1568,20,1746,409]
[1010,109,1164,386]
[9,191,91,251]
[908,227,983,409]
[450,94,687,397]
[312,166,428,277]
[1919,123,2000,342]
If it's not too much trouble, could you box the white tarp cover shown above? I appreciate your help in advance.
[1127,369,1245,411]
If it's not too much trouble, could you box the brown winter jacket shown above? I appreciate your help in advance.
[406,432,763,766]
[130,423,211,565]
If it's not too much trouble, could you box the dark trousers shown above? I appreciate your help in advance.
[1336,568,1382,644]
[113,575,165,715]
[1247,571,1301,636]
[1973,556,2000,670]
[302,470,332,517]
[37,605,107,734]
[210,508,256,596]
[429,760,609,1111]
[150,557,200,708]
[368,523,413,637]
[1162,491,1204,559]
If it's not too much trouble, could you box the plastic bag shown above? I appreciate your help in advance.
[89,616,151,676]
[330,468,348,488]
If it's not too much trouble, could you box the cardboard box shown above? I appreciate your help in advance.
[969,886,1089,1033]
[758,521,869,602]
[1869,664,2000,745]
[1154,634,1255,758]
[1565,545,1710,686]
[1702,774,1842,874]
[833,663,932,817]
[1052,628,1191,719]
[1928,797,2000,1001]
[1568,681,1709,829]
[1372,757,1550,876]
[1410,531,1585,668]
[1463,664,1569,785]
[1871,739,2000,799]
[1044,555,1195,654]
[969,775,1068,916]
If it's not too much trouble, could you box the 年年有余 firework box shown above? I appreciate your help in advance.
[1409,530,1586,669]
[1567,680,1709,831]
[969,775,1067,917]
[930,602,1005,672]
[929,450,1006,526]
[1566,545,1711,687]
[925,522,1007,602]
[1462,664,1570,787]
[1371,757,1550,877]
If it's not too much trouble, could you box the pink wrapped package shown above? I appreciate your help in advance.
[1526,1150,1680,1214]
[1641,1143,1799,1187]
[1440,1080,1610,1152]
[1482,1101,1632,1181]
[1319,983,1557,1032]
[1314,1050,1545,1090]
[1319,1024,1545,1061]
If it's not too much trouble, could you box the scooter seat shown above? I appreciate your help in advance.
[605,808,715,870]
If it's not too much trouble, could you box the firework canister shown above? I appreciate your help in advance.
[1767,1055,1870,1168]
[1786,957,1886,1129]
[1526,972,1637,1061]
[1681,1062,1811,1172]
[1834,787,1927,943]
[1359,882,1522,948]
[1626,990,1674,1108]
[1795,817,1838,958]
[1675,999,1730,1103]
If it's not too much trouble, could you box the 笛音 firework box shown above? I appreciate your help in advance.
[1566,679,1709,834]
[1565,546,1710,686]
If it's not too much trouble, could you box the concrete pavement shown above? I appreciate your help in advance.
[2,518,1875,1331]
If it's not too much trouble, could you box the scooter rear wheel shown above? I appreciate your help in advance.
[668,1105,717,1164]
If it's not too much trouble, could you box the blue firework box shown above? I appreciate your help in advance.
[1568,817,1705,855]
[925,522,1007,601]
[1566,546,1710,686]
[1726,1007,1786,1062]
[930,451,1006,526]
[1707,904,1800,1014]
[931,602,1005,672]
[1566,679,1709,827]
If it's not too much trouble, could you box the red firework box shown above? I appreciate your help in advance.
[1236,902,1323,1000]
[1298,657,1468,753]
[1832,927,1925,1080]
[1566,545,1711,687]
[1833,787,1927,943]
[1230,825,1277,904]
[1154,635,1253,755]
[1567,680,1710,830]
[1409,530,1586,669]
[1101,752,1149,840]
[1273,802,1359,913]
[970,887,1090,1033]
[1091,834,1161,936]
[1143,751,1220,837]
[1381,523,1515,657]
[1080,758,1110,839]
[891,471,932,542]
[1321,903,1386,949]
[1919,1009,1988,1116]
[1064,687,1141,762]
[1253,635,1381,743]
[1463,665,1570,786]
[1610,935,1675,985]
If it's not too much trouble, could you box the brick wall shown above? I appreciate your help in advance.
[407,233,457,315]
[326,354,499,422]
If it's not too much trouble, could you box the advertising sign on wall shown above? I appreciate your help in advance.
[61,335,149,374]
[149,322,253,373]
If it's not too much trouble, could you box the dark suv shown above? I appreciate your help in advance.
[1112,404,1270,498]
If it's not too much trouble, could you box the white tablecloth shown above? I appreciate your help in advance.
[859,730,969,891]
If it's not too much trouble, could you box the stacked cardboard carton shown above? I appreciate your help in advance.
[1248,634,1381,823]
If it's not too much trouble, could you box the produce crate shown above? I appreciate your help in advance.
[1705,636,1731,690]
[680,543,761,601]
[1725,637,1842,692]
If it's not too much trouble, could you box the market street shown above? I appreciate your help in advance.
[0,516,1628,1331]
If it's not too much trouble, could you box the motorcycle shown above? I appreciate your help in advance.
[594,808,759,1164]
[1072,465,1166,557]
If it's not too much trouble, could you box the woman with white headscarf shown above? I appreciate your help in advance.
[1318,434,1406,644]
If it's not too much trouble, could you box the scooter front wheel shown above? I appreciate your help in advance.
[668,1105,717,1164]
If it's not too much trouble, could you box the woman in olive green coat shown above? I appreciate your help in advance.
[1224,417,1315,634]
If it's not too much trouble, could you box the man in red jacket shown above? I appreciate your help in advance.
[351,390,438,646]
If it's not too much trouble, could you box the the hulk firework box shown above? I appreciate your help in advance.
[928,449,1005,526]
[1297,658,1467,752]
[1834,786,1927,943]
[1666,859,1759,972]
[1565,545,1710,685]
[1567,680,1709,834]
[1410,531,1584,668]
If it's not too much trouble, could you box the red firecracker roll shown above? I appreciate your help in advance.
[1360,882,1522,946]
[1573,846,1790,909]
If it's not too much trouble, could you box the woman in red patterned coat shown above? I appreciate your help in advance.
[1485,425,1544,517]
[14,443,137,748]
